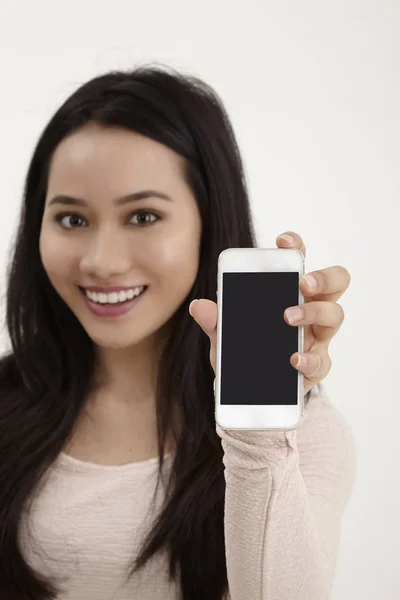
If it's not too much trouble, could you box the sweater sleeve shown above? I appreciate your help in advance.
[216,389,357,600]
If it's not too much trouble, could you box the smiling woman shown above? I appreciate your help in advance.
[39,123,202,352]
[0,63,355,600]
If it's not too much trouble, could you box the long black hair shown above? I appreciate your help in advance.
[0,63,314,599]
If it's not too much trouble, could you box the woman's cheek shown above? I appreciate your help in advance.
[40,230,75,279]
[158,239,196,274]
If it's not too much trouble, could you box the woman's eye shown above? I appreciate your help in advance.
[55,214,87,229]
[129,211,160,226]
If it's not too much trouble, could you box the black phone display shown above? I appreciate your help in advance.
[220,271,300,406]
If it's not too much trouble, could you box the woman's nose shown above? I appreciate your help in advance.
[79,232,131,279]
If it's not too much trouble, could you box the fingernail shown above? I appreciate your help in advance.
[189,299,199,317]
[296,354,308,367]
[303,274,318,291]
[285,307,304,324]
[278,234,294,244]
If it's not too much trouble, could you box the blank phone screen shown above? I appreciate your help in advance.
[220,271,300,406]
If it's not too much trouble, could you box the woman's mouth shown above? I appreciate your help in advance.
[78,285,148,317]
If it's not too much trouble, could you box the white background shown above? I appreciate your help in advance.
[0,1,398,598]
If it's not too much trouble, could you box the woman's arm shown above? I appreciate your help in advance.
[217,389,357,600]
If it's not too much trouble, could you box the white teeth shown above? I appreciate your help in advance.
[84,285,145,304]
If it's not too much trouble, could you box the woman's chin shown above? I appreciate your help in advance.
[85,331,142,350]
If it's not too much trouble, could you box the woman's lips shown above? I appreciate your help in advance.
[79,286,147,317]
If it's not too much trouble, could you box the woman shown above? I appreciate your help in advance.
[0,64,356,600]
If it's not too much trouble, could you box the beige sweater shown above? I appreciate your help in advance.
[19,388,356,600]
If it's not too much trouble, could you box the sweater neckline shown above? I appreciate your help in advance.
[56,450,174,474]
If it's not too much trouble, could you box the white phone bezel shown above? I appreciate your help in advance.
[215,247,305,431]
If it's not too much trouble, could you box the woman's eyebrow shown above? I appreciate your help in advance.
[48,190,173,207]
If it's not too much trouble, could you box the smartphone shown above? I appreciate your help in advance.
[214,247,305,430]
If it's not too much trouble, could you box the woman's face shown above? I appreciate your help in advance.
[40,123,202,350]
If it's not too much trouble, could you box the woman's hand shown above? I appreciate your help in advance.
[189,231,351,396]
